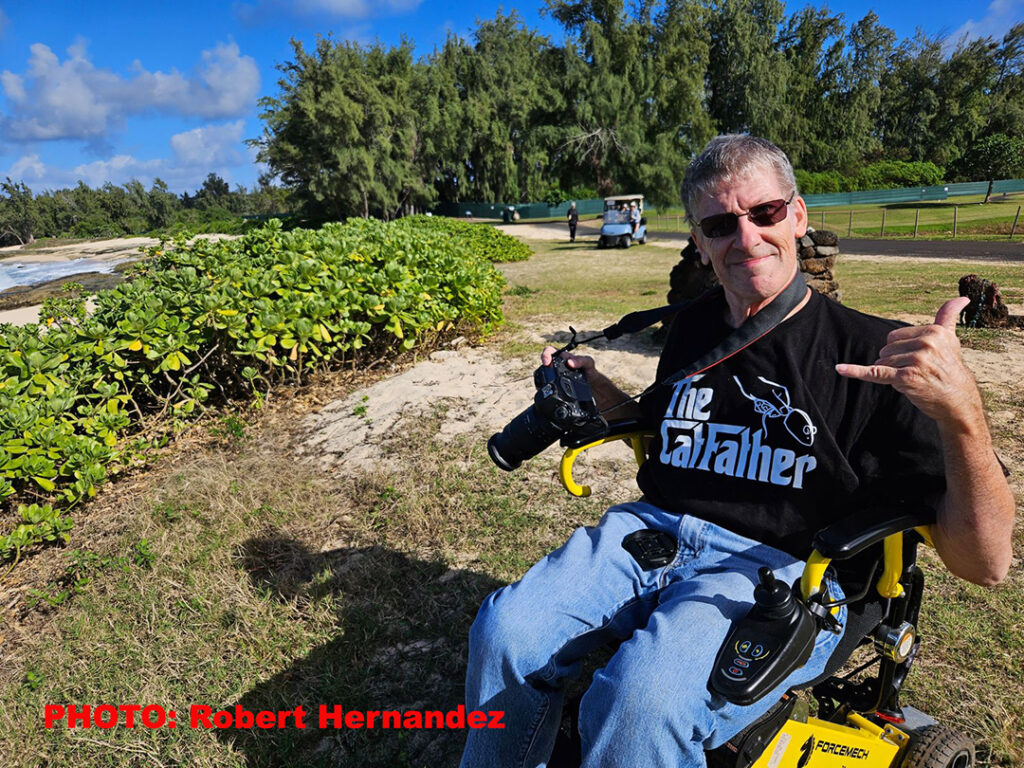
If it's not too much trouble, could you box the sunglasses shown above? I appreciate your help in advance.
[698,195,794,238]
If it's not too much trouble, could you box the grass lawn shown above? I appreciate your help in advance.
[0,238,1021,767]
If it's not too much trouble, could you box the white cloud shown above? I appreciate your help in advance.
[4,119,258,193]
[72,155,165,188]
[0,40,260,144]
[298,0,421,15]
[235,0,420,22]
[1,70,25,102]
[170,120,246,167]
[9,154,46,181]
[950,0,1024,44]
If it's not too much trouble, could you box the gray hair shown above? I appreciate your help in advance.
[681,134,798,225]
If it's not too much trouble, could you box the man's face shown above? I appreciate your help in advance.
[690,169,807,317]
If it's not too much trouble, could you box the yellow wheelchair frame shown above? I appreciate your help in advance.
[554,426,975,768]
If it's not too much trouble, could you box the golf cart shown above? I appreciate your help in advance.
[597,194,647,248]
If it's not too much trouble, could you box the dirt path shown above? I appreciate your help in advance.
[300,330,663,479]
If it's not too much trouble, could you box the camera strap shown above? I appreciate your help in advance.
[660,271,808,388]
[557,272,809,414]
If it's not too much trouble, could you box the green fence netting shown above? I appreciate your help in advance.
[803,178,1024,208]
[432,199,604,221]
[435,178,1024,220]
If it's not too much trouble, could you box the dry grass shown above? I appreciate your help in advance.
[0,237,1022,766]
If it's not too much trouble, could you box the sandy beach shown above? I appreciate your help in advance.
[0,237,157,264]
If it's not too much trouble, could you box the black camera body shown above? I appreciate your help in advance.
[488,356,608,471]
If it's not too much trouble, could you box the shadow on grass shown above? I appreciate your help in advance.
[881,201,996,211]
[221,534,503,768]
[547,243,603,251]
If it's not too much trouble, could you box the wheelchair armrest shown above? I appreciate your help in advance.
[558,419,652,497]
[811,504,936,561]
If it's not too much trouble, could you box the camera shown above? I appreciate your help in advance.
[488,356,608,471]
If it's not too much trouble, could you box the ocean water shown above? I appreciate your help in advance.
[0,258,122,292]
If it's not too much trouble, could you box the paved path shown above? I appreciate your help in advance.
[839,238,1024,262]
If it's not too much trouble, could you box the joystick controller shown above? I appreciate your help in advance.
[709,567,818,706]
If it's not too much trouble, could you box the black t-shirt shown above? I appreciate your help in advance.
[636,288,946,560]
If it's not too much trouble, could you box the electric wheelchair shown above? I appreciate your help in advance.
[547,419,976,768]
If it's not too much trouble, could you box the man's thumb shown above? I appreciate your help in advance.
[935,296,970,329]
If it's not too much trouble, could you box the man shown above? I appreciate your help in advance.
[629,200,641,234]
[460,135,1014,768]
[567,201,579,242]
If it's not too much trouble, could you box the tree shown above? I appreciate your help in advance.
[426,11,566,203]
[705,0,789,139]
[928,36,999,168]
[955,133,1024,201]
[543,0,654,196]
[472,13,567,203]
[198,173,230,203]
[0,178,40,245]
[987,23,1024,138]
[254,37,432,221]
[147,179,181,229]
[835,13,895,166]
[772,6,849,169]
[638,0,716,205]
[876,34,944,162]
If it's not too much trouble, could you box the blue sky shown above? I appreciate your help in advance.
[1,0,1022,196]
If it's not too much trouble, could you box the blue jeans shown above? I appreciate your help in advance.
[460,501,847,768]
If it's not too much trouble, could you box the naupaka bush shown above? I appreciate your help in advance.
[0,217,513,560]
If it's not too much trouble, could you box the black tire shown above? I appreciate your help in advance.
[638,234,647,245]
[621,235,632,248]
[902,725,975,768]
[597,237,605,249]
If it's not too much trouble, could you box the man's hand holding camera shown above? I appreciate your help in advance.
[540,346,641,422]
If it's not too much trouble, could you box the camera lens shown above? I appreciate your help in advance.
[487,405,566,471]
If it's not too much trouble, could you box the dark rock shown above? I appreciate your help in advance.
[809,230,839,246]
[0,272,127,311]
[806,277,839,295]
[667,239,719,305]
[958,274,1011,328]
[800,256,836,275]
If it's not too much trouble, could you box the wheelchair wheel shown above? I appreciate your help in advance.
[902,725,975,767]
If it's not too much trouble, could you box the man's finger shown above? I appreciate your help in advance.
[934,296,970,330]
[835,363,899,383]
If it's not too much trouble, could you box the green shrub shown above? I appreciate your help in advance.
[855,160,944,190]
[396,215,532,263]
[0,217,508,560]
[795,169,846,194]
[796,161,946,194]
